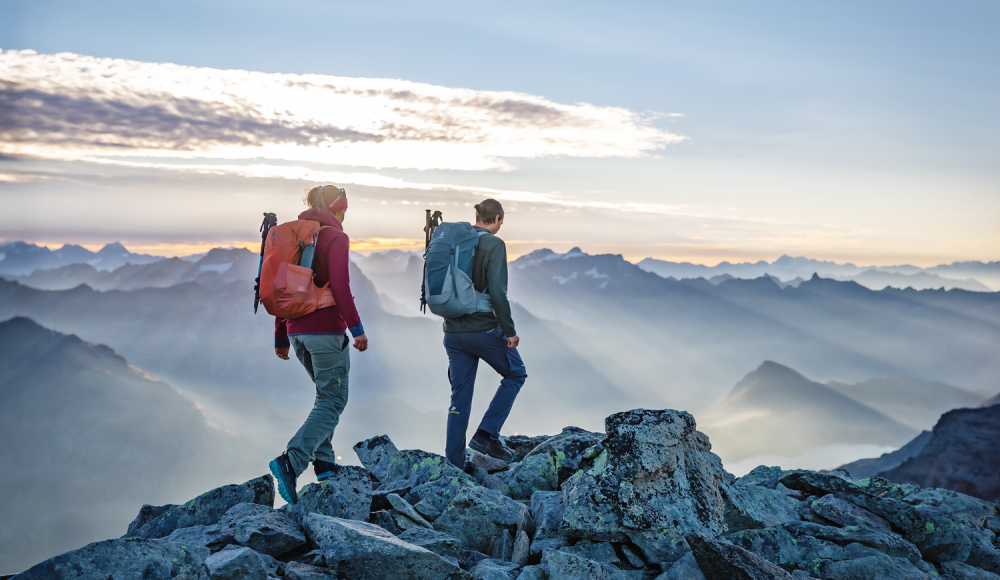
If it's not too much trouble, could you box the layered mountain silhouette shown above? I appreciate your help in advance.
[837,431,934,480]
[825,376,989,431]
[0,241,162,276]
[699,361,918,462]
[0,317,258,572]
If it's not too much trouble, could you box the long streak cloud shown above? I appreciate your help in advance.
[0,50,684,171]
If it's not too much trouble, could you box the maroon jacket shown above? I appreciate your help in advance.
[274,208,364,347]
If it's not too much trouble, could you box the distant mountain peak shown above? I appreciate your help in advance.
[97,242,129,255]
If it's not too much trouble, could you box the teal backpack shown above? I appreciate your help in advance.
[421,222,494,318]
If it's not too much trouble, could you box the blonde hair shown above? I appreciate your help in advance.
[303,184,346,209]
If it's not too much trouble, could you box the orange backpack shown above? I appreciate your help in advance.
[259,220,336,319]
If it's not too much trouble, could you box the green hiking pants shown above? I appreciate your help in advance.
[287,333,350,476]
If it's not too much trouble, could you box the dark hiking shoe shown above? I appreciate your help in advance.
[469,429,512,462]
[314,460,340,482]
[269,452,299,505]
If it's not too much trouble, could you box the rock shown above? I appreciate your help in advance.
[304,513,470,579]
[472,452,512,473]
[687,533,793,580]
[124,503,174,536]
[722,481,801,531]
[511,530,530,566]
[725,526,847,568]
[216,503,306,557]
[530,491,568,557]
[905,487,998,520]
[406,476,481,512]
[388,493,434,529]
[128,475,274,539]
[524,426,605,484]
[433,485,529,555]
[561,410,727,562]
[371,510,403,535]
[491,529,514,561]
[808,494,891,532]
[542,549,632,579]
[383,449,471,489]
[516,506,535,539]
[803,543,932,579]
[621,545,644,568]
[393,512,425,531]
[165,524,234,552]
[561,541,621,564]
[286,548,326,567]
[783,520,921,563]
[204,546,268,580]
[506,452,558,500]
[373,482,414,511]
[415,500,443,521]
[459,549,492,570]
[286,465,372,526]
[13,538,211,579]
[504,434,553,462]
[353,434,399,482]
[779,471,861,498]
[515,565,547,580]
[940,560,1000,580]
[283,562,333,580]
[658,552,706,580]
[737,466,808,490]
[398,527,464,558]
[470,559,520,580]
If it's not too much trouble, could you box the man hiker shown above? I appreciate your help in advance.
[443,199,527,469]
[269,185,368,505]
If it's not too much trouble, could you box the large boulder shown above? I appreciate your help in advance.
[542,549,633,580]
[561,410,727,562]
[522,426,605,484]
[724,526,847,568]
[783,521,921,563]
[505,453,558,500]
[406,476,481,512]
[503,434,552,462]
[165,524,234,552]
[353,434,399,482]
[304,513,470,579]
[398,527,464,558]
[800,543,932,579]
[808,494,891,532]
[686,534,794,580]
[216,503,306,557]
[204,546,268,580]
[13,538,211,579]
[721,481,801,531]
[285,465,372,526]
[381,449,471,489]
[127,475,274,539]
[530,491,569,557]
[433,486,530,555]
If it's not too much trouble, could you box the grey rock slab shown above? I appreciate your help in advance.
[471,559,520,580]
[505,452,558,500]
[388,493,434,529]
[165,524,234,552]
[283,562,333,580]
[286,465,371,527]
[491,529,514,561]
[542,549,633,579]
[725,526,847,567]
[515,565,547,580]
[433,485,529,555]
[216,502,306,557]
[722,481,802,531]
[393,511,424,531]
[124,503,174,536]
[687,533,794,580]
[204,546,267,580]
[305,513,470,579]
[371,510,403,535]
[561,409,727,562]
[940,561,1000,580]
[658,552,706,580]
[804,548,933,580]
[530,491,565,542]
[561,541,621,564]
[398,527,464,557]
[353,434,398,482]
[511,530,530,566]
[809,494,891,533]
[406,476,481,512]
[383,449,471,489]
[472,452,512,473]
[530,537,569,558]
[736,466,808,490]
[414,500,442,521]
[13,538,211,580]
[783,520,921,563]
[130,475,274,539]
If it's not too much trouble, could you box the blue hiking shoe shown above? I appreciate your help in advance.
[313,460,339,482]
[269,452,298,505]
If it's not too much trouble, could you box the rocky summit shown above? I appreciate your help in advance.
[9,408,1000,580]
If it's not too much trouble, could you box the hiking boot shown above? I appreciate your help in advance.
[269,452,299,505]
[469,429,512,462]
[314,459,339,482]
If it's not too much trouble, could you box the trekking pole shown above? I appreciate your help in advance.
[420,210,443,312]
[254,212,277,313]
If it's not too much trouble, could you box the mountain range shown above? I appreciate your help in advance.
[0,241,162,276]
[639,254,1000,291]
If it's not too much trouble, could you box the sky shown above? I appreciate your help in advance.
[1,0,998,265]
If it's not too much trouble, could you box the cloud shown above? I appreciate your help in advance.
[0,50,684,171]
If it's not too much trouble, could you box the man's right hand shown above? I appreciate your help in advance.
[353,334,368,352]
[507,335,520,348]
[275,347,290,360]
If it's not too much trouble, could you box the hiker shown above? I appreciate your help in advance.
[442,199,527,469]
[269,185,368,505]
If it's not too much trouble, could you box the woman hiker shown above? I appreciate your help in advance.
[269,185,369,505]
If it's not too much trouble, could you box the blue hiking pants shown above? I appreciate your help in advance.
[443,326,528,467]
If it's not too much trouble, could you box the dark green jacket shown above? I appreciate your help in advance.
[443,227,516,337]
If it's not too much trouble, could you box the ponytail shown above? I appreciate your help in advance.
[475,199,504,225]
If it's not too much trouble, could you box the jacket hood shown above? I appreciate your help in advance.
[298,207,344,230]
